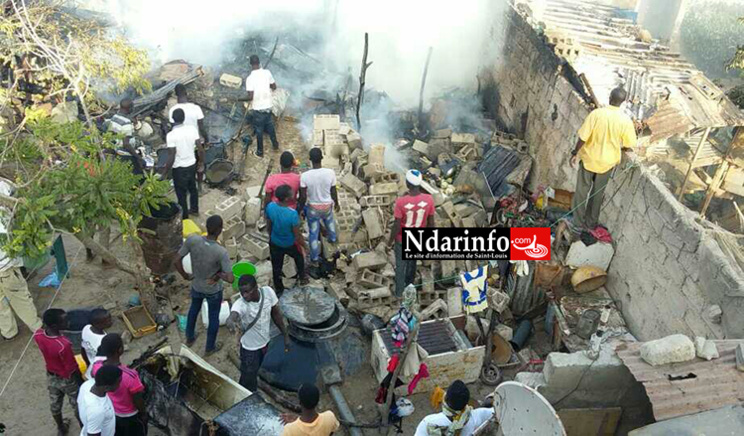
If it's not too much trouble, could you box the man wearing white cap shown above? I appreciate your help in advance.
[388,169,435,296]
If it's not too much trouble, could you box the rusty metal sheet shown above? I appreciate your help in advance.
[616,340,744,422]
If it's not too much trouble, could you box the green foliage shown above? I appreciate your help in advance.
[680,2,744,78]
[727,17,744,72]
[3,117,170,260]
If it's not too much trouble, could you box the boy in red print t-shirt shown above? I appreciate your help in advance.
[388,169,435,296]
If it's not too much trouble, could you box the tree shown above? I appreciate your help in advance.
[1,109,171,312]
[680,2,744,78]
[727,18,744,72]
[0,2,167,313]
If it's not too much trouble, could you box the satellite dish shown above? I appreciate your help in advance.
[493,382,566,436]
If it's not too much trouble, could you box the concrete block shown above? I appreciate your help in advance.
[441,201,462,226]
[361,163,384,180]
[328,282,350,306]
[543,347,627,391]
[225,237,239,259]
[340,173,367,198]
[216,196,243,221]
[283,257,297,278]
[360,195,393,208]
[352,251,387,270]
[313,114,341,131]
[446,287,463,316]
[514,372,546,389]
[369,144,386,166]
[369,182,398,196]
[243,197,262,227]
[362,208,384,240]
[223,216,246,241]
[243,237,270,260]
[566,241,614,271]
[694,337,719,360]
[461,216,476,228]
[244,185,262,200]
[347,132,363,151]
[412,140,429,155]
[640,334,695,366]
[373,172,402,185]
[420,299,448,321]
[357,289,396,309]
[219,73,242,89]
[451,133,476,145]
[358,269,392,289]
[704,305,723,324]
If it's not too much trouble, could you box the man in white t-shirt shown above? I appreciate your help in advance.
[227,274,289,392]
[78,364,121,436]
[298,147,339,263]
[244,54,278,158]
[80,309,112,379]
[163,108,205,220]
[169,84,207,140]
[414,380,494,436]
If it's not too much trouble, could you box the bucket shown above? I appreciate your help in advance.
[201,300,231,327]
[232,262,257,290]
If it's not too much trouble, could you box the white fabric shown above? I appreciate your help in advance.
[78,379,116,436]
[106,114,136,155]
[166,124,199,168]
[169,103,205,131]
[300,168,337,205]
[414,408,494,436]
[406,169,423,186]
[245,68,275,111]
[231,286,278,351]
[81,325,106,379]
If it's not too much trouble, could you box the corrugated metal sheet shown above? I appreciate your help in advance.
[522,0,744,140]
[616,340,744,422]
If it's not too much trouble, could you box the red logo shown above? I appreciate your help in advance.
[510,228,551,261]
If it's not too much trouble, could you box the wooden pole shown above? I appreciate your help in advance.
[381,323,419,425]
[700,127,744,217]
[264,36,280,69]
[677,127,711,201]
[356,33,372,132]
[417,47,434,131]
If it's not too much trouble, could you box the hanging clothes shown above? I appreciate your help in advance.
[461,267,488,314]
[401,343,429,378]
[390,307,414,346]
[408,363,430,395]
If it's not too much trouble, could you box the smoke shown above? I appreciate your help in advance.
[76,0,503,108]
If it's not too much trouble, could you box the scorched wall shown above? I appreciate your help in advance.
[481,5,744,340]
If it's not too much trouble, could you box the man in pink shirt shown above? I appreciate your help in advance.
[388,170,435,296]
[33,308,83,436]
[264,151,301,211]
[91,333,147,436]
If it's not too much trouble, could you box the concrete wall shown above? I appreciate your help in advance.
[481,5,591,192]
[483,5,744,340]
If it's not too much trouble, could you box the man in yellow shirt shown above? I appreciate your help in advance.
[281,384,340,436]
[570,87,637,230]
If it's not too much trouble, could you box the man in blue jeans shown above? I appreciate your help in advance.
[174,215,234,355]
[244,54,278,158]
[298,147,339,264]
[266,185,309,295]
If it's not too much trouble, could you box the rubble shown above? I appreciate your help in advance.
[694,337,719,361]
[219,73,242,89]
[640,334,695,366]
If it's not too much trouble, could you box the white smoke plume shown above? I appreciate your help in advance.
[75,0,503,108]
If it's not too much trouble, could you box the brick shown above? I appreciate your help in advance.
[369,144,386,166]
[357,293,396,309]
[340,173,367,198]
[219,73,242,89]
[216,196,243,221]
[451,133,476,145]
[328,282,350,306]
[358,269,392,289]
[313,114,341,131]
[352,251,387,270]
[223,216,246,241]
[373,171,402,186]
[361,163,384,180]
[362,208,384,240]
[243,237,269,260]
[360,195,393,208]
[225,237,239,259]
[412,140,429,155]
[369,182,398,196]
[283,257,297,278]
[243,197,262,227]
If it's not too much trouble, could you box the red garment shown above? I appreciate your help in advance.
[407,363,429,395]
[393,193,435,242]
[589,226,612,243]
[387,354,400,373]
[33,329,79,379]
[92,361,145,416]
[265,172,301,209]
